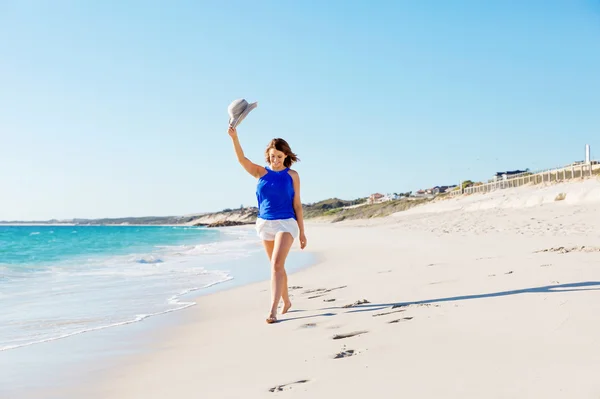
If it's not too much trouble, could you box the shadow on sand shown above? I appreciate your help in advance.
[335,281,600,314]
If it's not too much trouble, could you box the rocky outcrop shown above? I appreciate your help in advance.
[188,207,258,227]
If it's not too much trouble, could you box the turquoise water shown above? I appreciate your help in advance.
[0,224,315,398]
[0,225,222,265]
[0,225,262,351]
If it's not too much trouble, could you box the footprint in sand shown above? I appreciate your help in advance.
[332,330,368,340]
[303,286,345,294]
[535,246,600,254]
[268,379,309,392]
[392,303,439,309]
[342,299,370,308]
[372,309,405,317]
[305,286,347,299]
[334,349,356,359]
[323,298,336,302]
[388,317,413,324]
[300,323,317,328]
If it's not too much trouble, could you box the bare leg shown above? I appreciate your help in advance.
[262,239,274,260]
[267,232,294,323]
[262,239,292,316]
[282,270,292,314]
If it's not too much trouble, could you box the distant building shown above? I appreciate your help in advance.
[418,185,458,195]
[494,170,528,180]
[436,185,457,194]
[367,192,402,204]
[368,193,385,204]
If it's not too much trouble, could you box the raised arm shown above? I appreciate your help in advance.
[289,170,307,249]
[228,126,265,178]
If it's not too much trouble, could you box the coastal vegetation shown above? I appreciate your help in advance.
[302,197,430,222]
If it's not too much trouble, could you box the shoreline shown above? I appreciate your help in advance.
[1,225,315,399]
[50,233,327,399]
[6,234,317,399]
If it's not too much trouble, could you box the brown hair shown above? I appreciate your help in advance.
[264,138,300,168]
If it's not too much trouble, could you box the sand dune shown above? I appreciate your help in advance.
[397,179,600,215]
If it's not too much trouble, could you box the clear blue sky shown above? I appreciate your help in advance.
[1,1,599,221]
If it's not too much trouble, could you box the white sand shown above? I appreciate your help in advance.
[63,178,600,398]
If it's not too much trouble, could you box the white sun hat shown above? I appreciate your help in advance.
[228,98,258,128]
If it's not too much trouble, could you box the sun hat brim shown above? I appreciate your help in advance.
[229,101,258,128]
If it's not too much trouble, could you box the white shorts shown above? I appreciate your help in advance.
[255,217,299,241]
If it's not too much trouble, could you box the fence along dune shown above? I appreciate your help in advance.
[460,160,598,196]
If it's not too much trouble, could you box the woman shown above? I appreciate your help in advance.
[228,126,307,324]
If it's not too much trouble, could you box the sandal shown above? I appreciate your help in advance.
[266,316,278,324]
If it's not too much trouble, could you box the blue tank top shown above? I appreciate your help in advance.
[256,167,296,220]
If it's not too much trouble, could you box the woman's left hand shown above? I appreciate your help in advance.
[299,233,307,249]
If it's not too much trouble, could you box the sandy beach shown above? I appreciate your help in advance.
[53,179,600,399]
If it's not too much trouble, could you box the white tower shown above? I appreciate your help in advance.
[585,144,590,164]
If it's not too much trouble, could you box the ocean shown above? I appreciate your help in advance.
[0,224,313,396]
